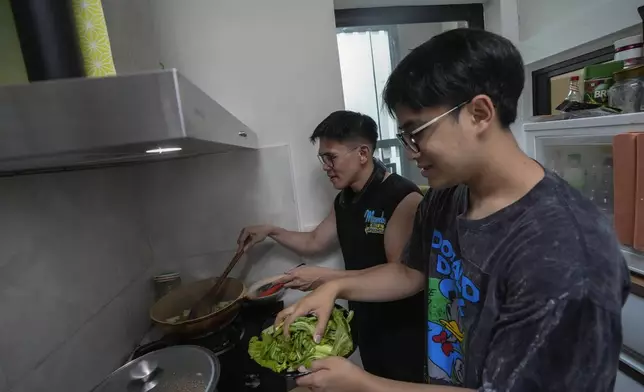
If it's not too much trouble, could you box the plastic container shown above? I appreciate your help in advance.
[609,65,644,113]
[615,35,643,62]
[583,61,624,106]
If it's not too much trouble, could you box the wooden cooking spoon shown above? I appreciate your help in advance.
[188,236,252,319]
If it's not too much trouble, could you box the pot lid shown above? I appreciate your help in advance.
[93,345,220,392]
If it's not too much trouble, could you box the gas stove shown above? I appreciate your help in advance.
[128,301,287,392]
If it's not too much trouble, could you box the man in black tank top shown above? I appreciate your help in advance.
[238,110,425,382]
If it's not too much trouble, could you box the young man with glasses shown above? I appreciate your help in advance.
[277,29,630,392]
[238,110,426,382]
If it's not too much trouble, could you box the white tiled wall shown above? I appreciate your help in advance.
[0,145,302,392]
[0,165,152,392]
[138,146,300,282]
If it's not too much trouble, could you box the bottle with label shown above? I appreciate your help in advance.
[566,76,583,103]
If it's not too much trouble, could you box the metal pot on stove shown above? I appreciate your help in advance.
[92,346,220,392]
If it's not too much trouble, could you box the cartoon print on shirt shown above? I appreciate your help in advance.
[427,229,481,386]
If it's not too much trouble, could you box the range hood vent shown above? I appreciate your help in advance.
[0,69,257,176]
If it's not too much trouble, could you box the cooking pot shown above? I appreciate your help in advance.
[92,345,220,392]
[150,277,246,337]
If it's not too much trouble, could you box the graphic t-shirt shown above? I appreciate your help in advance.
[404,171,630,391]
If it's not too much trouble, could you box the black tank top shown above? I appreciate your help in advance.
[334,164,425,341]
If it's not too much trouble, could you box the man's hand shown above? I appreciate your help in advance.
[275,266,331,291]
[274,282,340,342]
[296,357,370,392]
[237,225,274,252]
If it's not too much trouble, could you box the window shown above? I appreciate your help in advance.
[334,5,484,184]
[336,26,401,176]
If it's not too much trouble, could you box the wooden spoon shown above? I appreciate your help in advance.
[188,236,251,319]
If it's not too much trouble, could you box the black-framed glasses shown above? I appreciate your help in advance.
[396,101,468,153]
[317,146,359,168]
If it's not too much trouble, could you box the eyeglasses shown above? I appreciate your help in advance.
[396,101,468,154]
[318,146,359,168]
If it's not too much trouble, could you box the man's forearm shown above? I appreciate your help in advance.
[269,227,323,256]
[318,265,383,284]
[331,262,424,302]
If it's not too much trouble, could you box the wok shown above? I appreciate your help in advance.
[150,276,246,336]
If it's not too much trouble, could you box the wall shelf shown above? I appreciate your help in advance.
[524,113,644,133]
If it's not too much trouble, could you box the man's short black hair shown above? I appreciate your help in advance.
[383,28,524,129]
[310,110,378,151]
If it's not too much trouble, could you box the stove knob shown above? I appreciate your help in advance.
[244,373,261,388]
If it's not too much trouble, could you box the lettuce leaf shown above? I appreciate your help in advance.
[248,307,354,372]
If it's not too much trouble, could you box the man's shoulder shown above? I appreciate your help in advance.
[512,171,616,248]
[503,173,628,309]
[418,185,467,217]
[381,173,421,193]
[377,174,422,210]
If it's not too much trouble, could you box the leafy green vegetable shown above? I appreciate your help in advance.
[248,307,354,373]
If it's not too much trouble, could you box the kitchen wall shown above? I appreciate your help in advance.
[396,23,443,60]
[104,0,349,289]
[104,0,345,231]
[484,0,640,150]
[0,0,28,85]
[483,0,524,145]
[0,146,300,392]
[0,1,349,390]
[484,0,518,45]
[516,1,641,150]
[517,0,642,65]
[0,163,152,392]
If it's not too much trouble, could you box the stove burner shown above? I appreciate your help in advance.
[245,373,261,389]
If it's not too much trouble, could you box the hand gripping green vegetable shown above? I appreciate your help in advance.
[248,307,354,373]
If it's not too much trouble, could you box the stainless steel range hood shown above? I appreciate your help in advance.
[0,69,258,176]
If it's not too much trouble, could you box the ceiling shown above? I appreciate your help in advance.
[334,0,486,9]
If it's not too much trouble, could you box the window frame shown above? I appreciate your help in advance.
[531,46,615,116]
[334,4,484,181]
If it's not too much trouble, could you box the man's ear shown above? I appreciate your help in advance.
[359,145,371,164]
[467,94,495,136]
